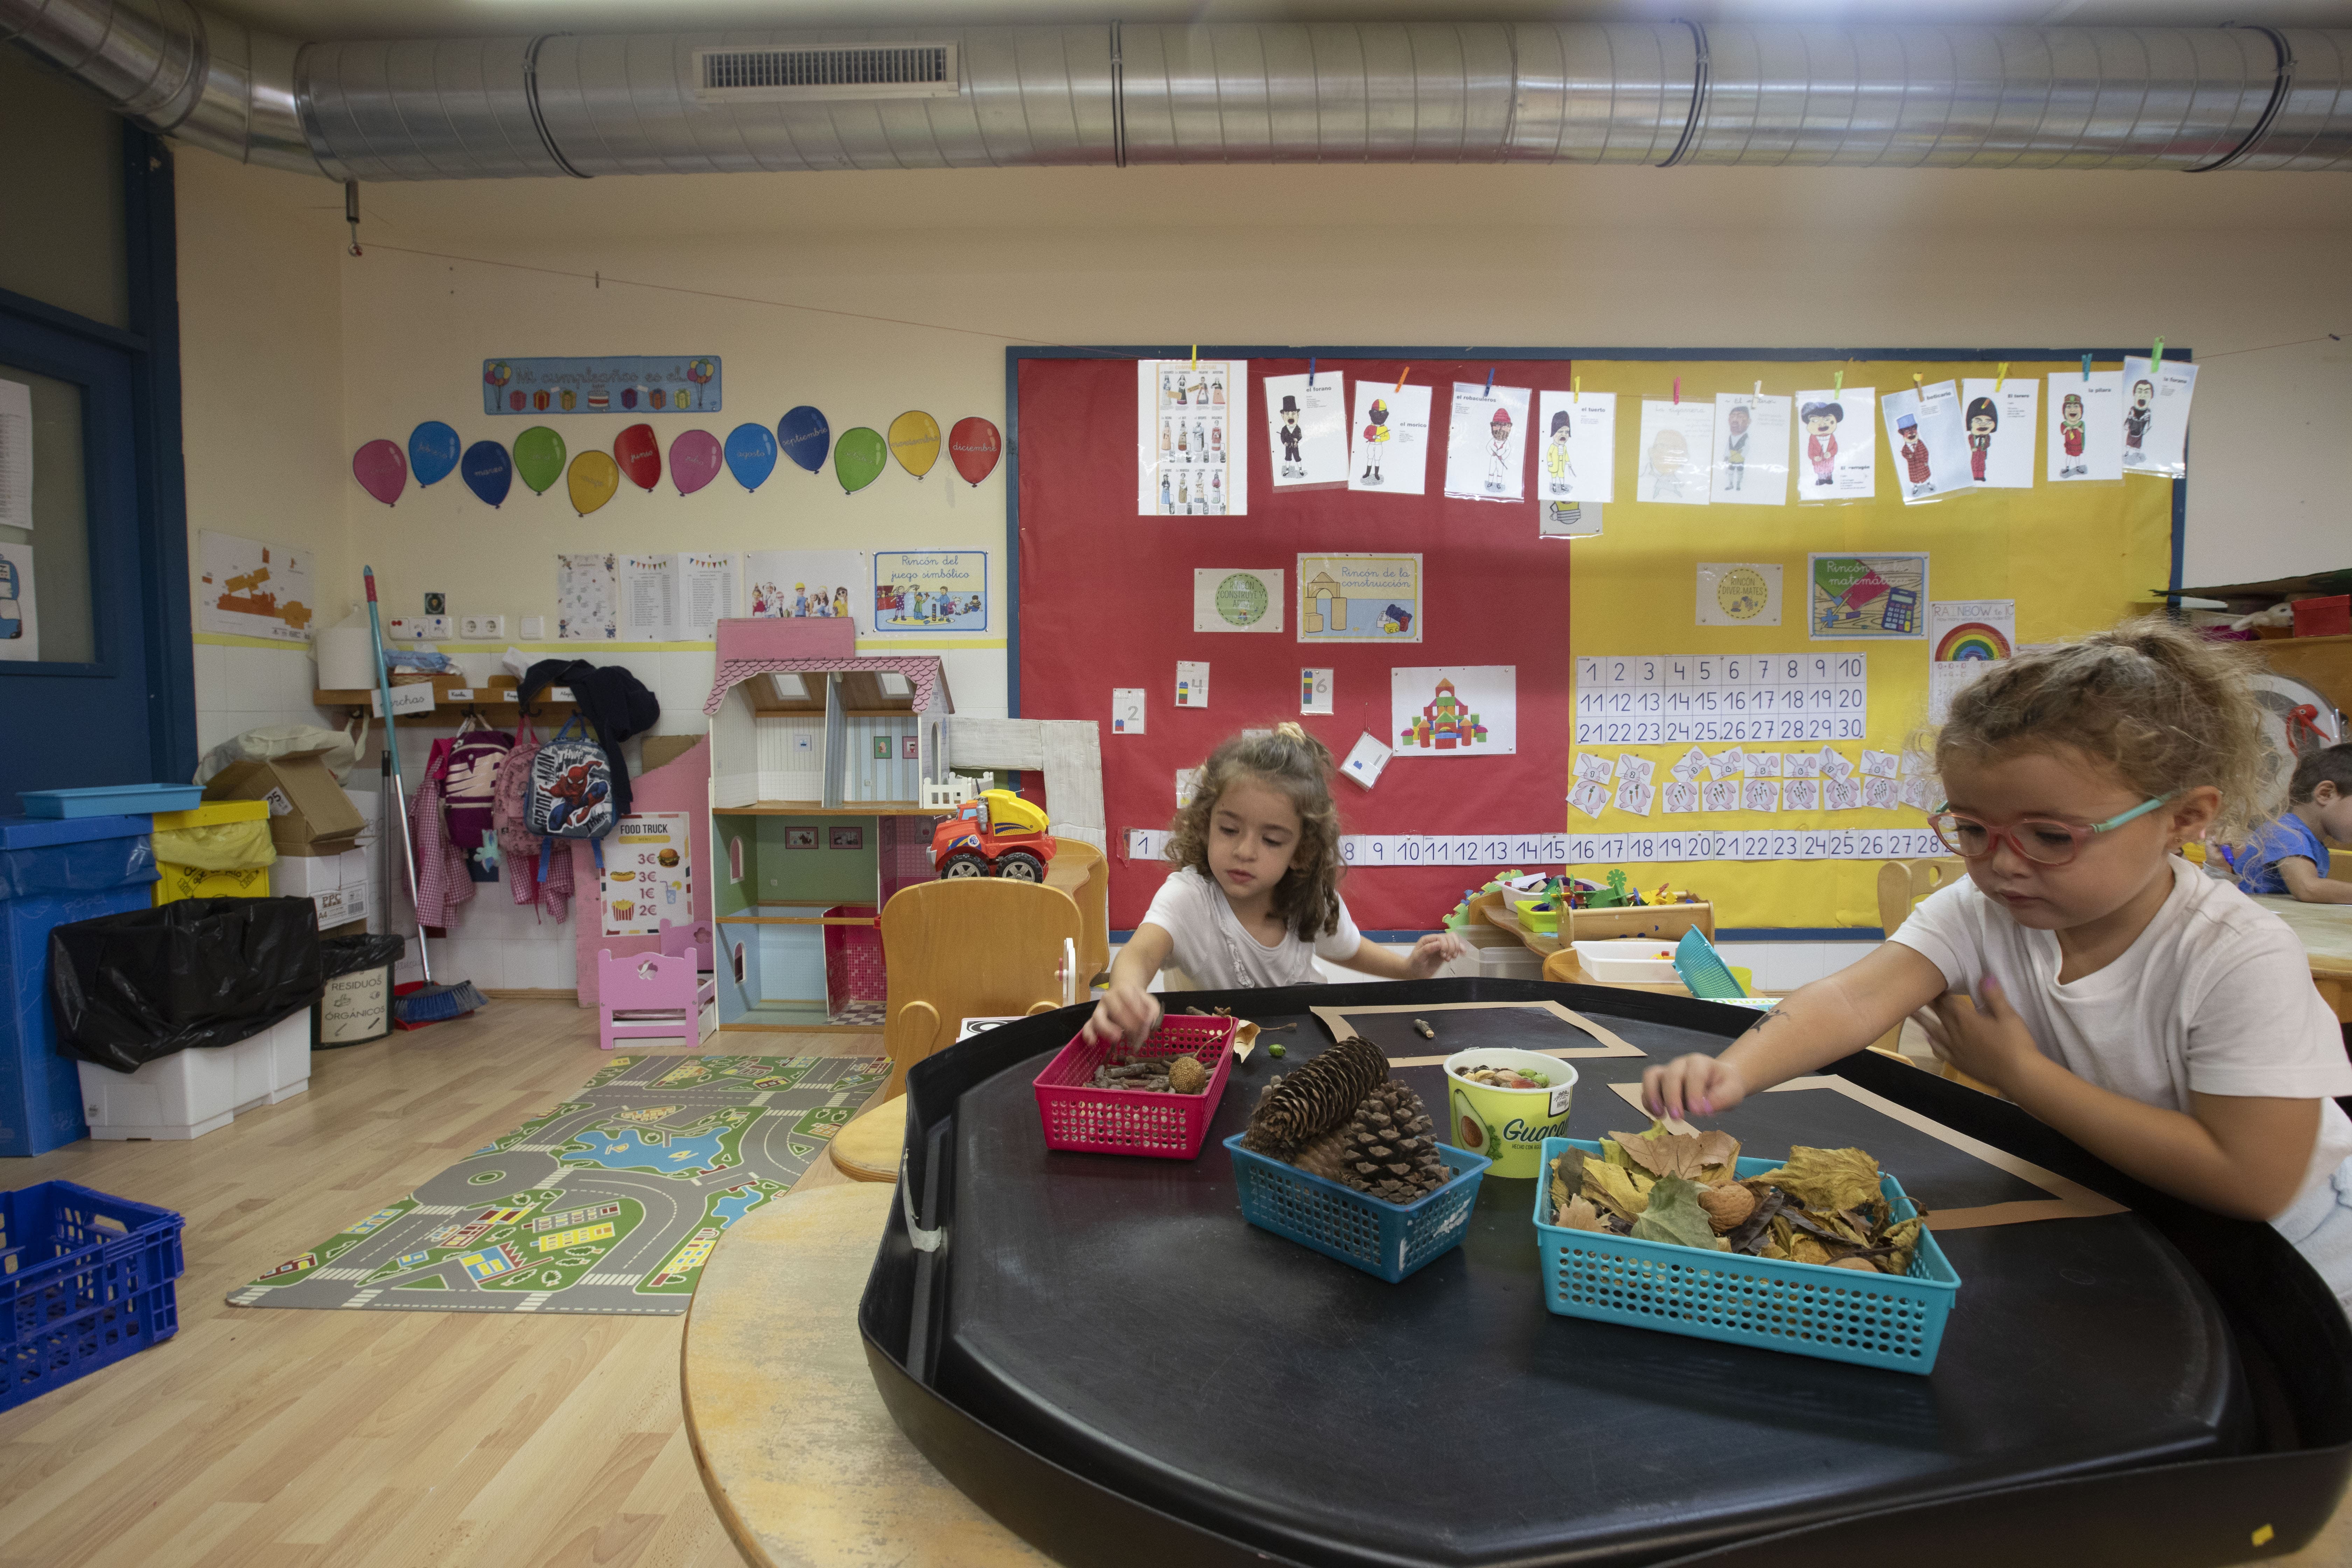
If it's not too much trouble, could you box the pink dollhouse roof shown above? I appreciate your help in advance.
[701,617,948,716]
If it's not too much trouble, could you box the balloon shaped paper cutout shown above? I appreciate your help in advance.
[352,440,407,506]
[834,426,888,494]
[567,450,621,516]
[670,429,723,496]
[512,425,567,496]
[777,405,830,474]
[887,411,941,480]
[949,417,1002,486]
[724,422,779,492]
[460,440,513,508]
[408,421,461,488]
[614,423,662,492]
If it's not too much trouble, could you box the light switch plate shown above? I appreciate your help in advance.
[520,616,545,640]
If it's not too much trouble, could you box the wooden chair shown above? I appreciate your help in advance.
[876,878,1083,1099]
[1871,857,1998,1091]
[1046,836,1111,987]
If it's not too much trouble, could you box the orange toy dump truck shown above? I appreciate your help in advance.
[931,789,1058,882]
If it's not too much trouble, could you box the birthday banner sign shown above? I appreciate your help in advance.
[482,356,722,415]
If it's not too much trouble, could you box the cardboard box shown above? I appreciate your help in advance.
[338,848,372,892]
[270,854,344,899]
[204,749,366,856]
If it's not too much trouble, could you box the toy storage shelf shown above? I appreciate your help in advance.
[312,687,581,722]
[1470,888,1714,959]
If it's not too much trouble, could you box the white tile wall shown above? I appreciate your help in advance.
[193,641,338,762]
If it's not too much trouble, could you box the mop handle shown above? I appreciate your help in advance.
[364,568,434,985]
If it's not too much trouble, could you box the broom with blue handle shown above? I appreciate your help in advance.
[365,567,489,1024]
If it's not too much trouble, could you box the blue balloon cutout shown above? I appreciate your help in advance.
[726,422,779,492]
[460,440,513,508]
[777,405,830,474]
[408,420,461,488]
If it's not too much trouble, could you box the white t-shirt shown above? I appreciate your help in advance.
[1890,858,2352,1226]
[1139,866,1363,989]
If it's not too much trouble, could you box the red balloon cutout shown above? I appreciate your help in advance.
[949,417,1002,486]
[351,439,408,507]
[613,423,662,492]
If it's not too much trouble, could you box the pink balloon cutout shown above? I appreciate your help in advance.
[352,439,408,506]
[670,429,724,496]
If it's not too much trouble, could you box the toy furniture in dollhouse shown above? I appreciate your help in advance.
[597,947,719,1050]
[702,617,959,1030]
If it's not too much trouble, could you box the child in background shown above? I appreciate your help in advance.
[1642,622,2352,1315]
[2233,744,2352,904]
[1085,724,1466,1045]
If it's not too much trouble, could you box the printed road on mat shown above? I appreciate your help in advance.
[228,1054,888,1316]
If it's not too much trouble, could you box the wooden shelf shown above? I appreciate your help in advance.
[313,685,578,722]
[1469,889,1713,961]
[714,913,877,926]
[712,802,934,817]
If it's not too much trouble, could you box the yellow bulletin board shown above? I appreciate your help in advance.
[1560,354,2176,932]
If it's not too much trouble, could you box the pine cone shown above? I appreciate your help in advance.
[1242,1035,1388,1159]
[1336,1080,1450,1205]
[1293,1126,1353,1184]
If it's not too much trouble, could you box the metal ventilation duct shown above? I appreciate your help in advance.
[4,2,2348,177]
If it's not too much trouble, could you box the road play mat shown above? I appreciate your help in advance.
[230,1054,889,1316]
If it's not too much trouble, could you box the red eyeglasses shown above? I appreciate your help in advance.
[1926,794,2175,867]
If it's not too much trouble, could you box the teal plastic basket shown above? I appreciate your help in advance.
[1225,1133,1489,1283]
[1534,1138,1962,1374]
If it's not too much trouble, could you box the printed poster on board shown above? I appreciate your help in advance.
[0,541,35,661]
[1879,381,1969,503]
[1793,387,1876,500]
[1928,598,2015,723]
[1635,400,1714,505]
[2047,371,2123,482]
[601,812,692,937]
[1262,372,1349,490]
[873,550,988,632]
[1193,568,1284,633]
[198,531,315,642]
[1809,554,1928,640]
[1534,389,1616,505]
[1695,562,1783,627]
[745,550,867,629]
[1392,665,1517,757]
[1348,380,1433,496]
[556,553,617,641]
[1298,553,1422,644]
[1709,393,1792,506]
[1959,378,2039,489]
[1442,381,1531,503]
[2120,355,2198,479]
[482,356,720,415]
[1138,358,1248,516]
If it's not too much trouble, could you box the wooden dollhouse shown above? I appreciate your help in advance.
[701,618,965,1030]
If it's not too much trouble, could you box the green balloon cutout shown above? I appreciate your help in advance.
[513,425,568,497]
[834,427,888,495]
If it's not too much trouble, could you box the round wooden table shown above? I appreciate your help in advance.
[682,1182,1048,1568]
[828,1094,905,1184]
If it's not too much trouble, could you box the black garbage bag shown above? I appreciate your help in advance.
[320,932,405,980]
[49,897,326,1073]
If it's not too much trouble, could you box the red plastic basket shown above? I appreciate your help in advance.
[1032,1015,1237,1159]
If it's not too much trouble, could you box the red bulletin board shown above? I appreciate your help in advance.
[1014,352,1578,933]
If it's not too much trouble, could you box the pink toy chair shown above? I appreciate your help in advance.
[597,947,719,1051]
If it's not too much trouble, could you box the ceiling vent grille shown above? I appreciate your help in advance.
[691,44,960,103]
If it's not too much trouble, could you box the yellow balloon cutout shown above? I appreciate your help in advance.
[568,450,621,516]
[887,410,942,480]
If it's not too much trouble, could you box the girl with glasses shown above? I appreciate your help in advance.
[1644,620,2352,1318]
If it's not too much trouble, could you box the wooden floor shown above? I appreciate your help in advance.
[0,1001,878,1568]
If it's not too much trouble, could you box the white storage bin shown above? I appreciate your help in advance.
[78,1010,313,1141]
[1569,939,1682,983]
[1478,944,1544,981]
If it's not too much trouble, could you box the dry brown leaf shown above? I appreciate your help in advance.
[1556,1194,1609,1233]
[1583,1159,1653,1220]
[1787,1234,1835,1267]
[1607,1121,1743,1185]
[1753,1146,1883,1214]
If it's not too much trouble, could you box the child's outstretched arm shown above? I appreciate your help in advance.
[1082,922,1171,1047]
[1917,979,2320,1220]
[1642,943,1948,1120]
[2277,854,2352,905]
[1336,931,1468,981]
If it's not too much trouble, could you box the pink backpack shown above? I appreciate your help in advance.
[493,714,545,862]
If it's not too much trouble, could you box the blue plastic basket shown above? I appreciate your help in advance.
[1225,1132,1490,1283]
[18,784,204,819]
[1534,1138,1962,1374]
[0,1182,185,1411]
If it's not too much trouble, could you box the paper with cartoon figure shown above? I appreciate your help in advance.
[1879,380,1968,504]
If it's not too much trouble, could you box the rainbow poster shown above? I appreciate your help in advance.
[1928,599,2016,723]
[1934,621,2011,662]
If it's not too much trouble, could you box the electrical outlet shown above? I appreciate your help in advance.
[460,614,507,639]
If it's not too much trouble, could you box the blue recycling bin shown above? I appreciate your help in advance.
[0,816,156,1155]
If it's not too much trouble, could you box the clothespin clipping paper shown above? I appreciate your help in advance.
[1484,368,1494,396]
[1673,377,1681,405]
[1574,376,1581,404]
[2153,337,2165,366]
[1396,366,1409,392]
[1308,356,1316,388]
[1833,369,1844,396]
[1191,344,1197,371]
[1996,361,2008,393]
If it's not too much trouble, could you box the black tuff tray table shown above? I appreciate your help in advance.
[860,979,2352,1567]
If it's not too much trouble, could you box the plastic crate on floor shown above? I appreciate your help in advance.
[1032,1015,1236,1159]
[1533,1137,1963,1374]
[1225,1133,1490,1283]
[0,1181,184,1412]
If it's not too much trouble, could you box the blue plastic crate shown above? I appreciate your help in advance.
[1225,1132,1490,1283]
[0,1182,184,1411]
[1534,1138,1962,1374]
[19,785,204,819]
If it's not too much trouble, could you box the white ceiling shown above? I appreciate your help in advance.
[205,1,2352,44]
